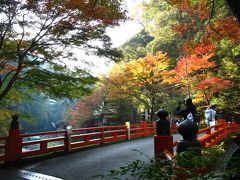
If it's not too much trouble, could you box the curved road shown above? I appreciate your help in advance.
[1,134,182,180]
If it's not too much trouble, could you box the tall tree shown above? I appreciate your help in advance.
[105,51,173,121]
[0,0,126,104]
[138,0,181,59]
[173,40,217,97]
[65,86,106,127]
[213,39,240,113]
[166,0,239,108]
[119,30,154,62]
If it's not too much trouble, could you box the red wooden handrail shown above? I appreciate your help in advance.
[0,136,8,140]
[1,122,160,164]
[196,121,240,148]
[1,120,239,166]
[21,130,66,138]
[161,121,240,158]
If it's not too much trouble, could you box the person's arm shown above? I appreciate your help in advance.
[204,109,208,119]
[212,109,216,120]
[176,101,184,114]
[176,108,186,118]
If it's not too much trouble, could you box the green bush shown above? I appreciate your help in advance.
[95,143,227,180]
[175,142,225,170]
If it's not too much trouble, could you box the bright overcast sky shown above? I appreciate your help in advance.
[67,0,144,76]
[106,0,143,47]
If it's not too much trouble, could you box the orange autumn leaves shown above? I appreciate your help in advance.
[173,39,231,99]
[196,76,232,93]
[104,0,235,104]
[26,0,126,26]
[124,52,172,85]
[174,54,216,78]
[105,49,231,103]
[173,53,231,99]
[170,0,240,42]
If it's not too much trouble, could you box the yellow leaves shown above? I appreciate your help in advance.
[124,51,171,81]
[103,51,173,100]
[0,108,13,121]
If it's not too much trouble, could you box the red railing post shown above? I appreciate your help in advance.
[141,121,148,137]
[206,127,212,145]
[125,122,130,140]
[40,141,48,153]
[64,128,72,152]
[100,127,105,144]
[4,116,22,165]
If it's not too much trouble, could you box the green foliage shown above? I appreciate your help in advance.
[0,0,126,106]
[66,85,137,128]
[214,39,240,113]
[119,30,154,62]
[23,67,98,99]
[101,99,135,125]
[95,143,227,180]
[0,107,12,135]
[175,142,225,170]
[0,93,71,134]
[94,150,174,180]
[226,156,240,178]
[17,95,70,133]
[136,0,181,60]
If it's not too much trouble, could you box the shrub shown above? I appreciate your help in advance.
[95,143,227,180]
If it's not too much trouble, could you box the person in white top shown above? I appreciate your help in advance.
[205,105,216,126]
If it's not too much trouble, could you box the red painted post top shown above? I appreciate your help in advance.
[5,129,22,165]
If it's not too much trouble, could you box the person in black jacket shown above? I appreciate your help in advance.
[176,98,198,123]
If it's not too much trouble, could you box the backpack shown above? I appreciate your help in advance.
[186,113,194,122]
[187,113,200,123]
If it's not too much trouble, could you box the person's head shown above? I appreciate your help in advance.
[156,109,169,119]
[185,98,193,106]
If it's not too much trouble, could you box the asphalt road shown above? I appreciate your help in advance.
[1,134,182,180]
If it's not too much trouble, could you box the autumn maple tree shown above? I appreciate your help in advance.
[65,86,106,127]
[0,0,126,105]
[195,76,232,104]
[105,51,173,121]
[165,0,239,107]
[173,40,217,97]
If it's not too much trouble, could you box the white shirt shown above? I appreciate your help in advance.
[205,108,216,121]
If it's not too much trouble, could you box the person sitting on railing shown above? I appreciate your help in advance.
[176,118,201,155]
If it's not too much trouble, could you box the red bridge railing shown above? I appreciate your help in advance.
[0,121,177,165]
[155,119,240,160]
[1,120,239,166]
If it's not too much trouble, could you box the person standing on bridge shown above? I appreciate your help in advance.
[204,105,216,126]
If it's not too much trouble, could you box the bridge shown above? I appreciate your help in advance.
[0,119,240,179]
